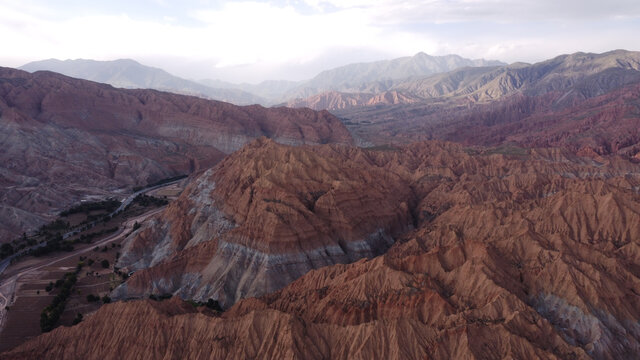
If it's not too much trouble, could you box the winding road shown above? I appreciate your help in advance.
[0,199,169,335]
[0,179,183,275]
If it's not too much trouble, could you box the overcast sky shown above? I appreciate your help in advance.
[1,0,639,83]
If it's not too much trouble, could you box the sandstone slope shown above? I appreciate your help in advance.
[114,138,414,307]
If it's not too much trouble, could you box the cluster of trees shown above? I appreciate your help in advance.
[31,235,73,257]
[0,243,14,258]
[36,220,70,242]
[86,294,111,303]
[59,199,121,217]
[2,233,36,260]
[132,194,168,207]
[39,219,71,234]
[132,174,187,192]
[40,272,77,332]
[149,293,173,301]
[72,313,83,325]
[186,298,224,312]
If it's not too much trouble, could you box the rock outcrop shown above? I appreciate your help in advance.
[115,138,414,307]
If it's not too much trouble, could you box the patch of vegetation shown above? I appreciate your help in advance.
[131,194,168,207]
[101,259,110,268]
[364,144,401,152]
[187,298,224,312]
[0,243,14,258]
[86,294,100,302]
[72,313,83,325]
[40,272,78,332]
[38,219,71,234]
[205,298,223,312]
[463,147,481,155]
[31,234,74,257]
[149,293,173,301]
[59,199,121,217]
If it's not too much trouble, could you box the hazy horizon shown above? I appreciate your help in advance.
[2,0,640,83]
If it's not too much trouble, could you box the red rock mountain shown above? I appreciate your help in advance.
[0,67,352,241]
[8,140,640,359]
[113,137,414,307]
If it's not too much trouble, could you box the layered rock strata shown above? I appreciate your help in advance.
[5,140,640,359]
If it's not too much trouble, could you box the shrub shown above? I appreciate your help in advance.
[72,313,83,325]
[101,259,109,268]
[206,299,223,312]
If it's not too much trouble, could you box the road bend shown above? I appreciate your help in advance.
[0,206,165,334]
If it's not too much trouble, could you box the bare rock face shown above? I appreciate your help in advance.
[0,67,352,241]
[115,138,414,306]
[285,90,421,110]
[6,140,640,359]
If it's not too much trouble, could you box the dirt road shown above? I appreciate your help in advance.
[0,206,165,334]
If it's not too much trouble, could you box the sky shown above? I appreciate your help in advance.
[1,0,639,83]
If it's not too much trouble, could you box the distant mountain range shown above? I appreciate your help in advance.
[21,53,506,106]
[19,59,265,105]
[289,49,640,110]
[199,52,506,102]
[279,52,506,100]
[326,50,640,156]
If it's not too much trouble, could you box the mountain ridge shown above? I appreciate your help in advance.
[0,67,352,242]
[289,50,640,110]
[20,58,265,105]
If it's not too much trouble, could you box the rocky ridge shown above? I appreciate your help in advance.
[114,138,414,307]
[5,140,640,359]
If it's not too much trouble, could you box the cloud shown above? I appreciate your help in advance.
[304,0,640,23]
[0,0,638,82]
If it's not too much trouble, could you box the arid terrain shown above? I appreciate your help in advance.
[1,46,640,360]
[4,137,640,359]
[298,51,640,158]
